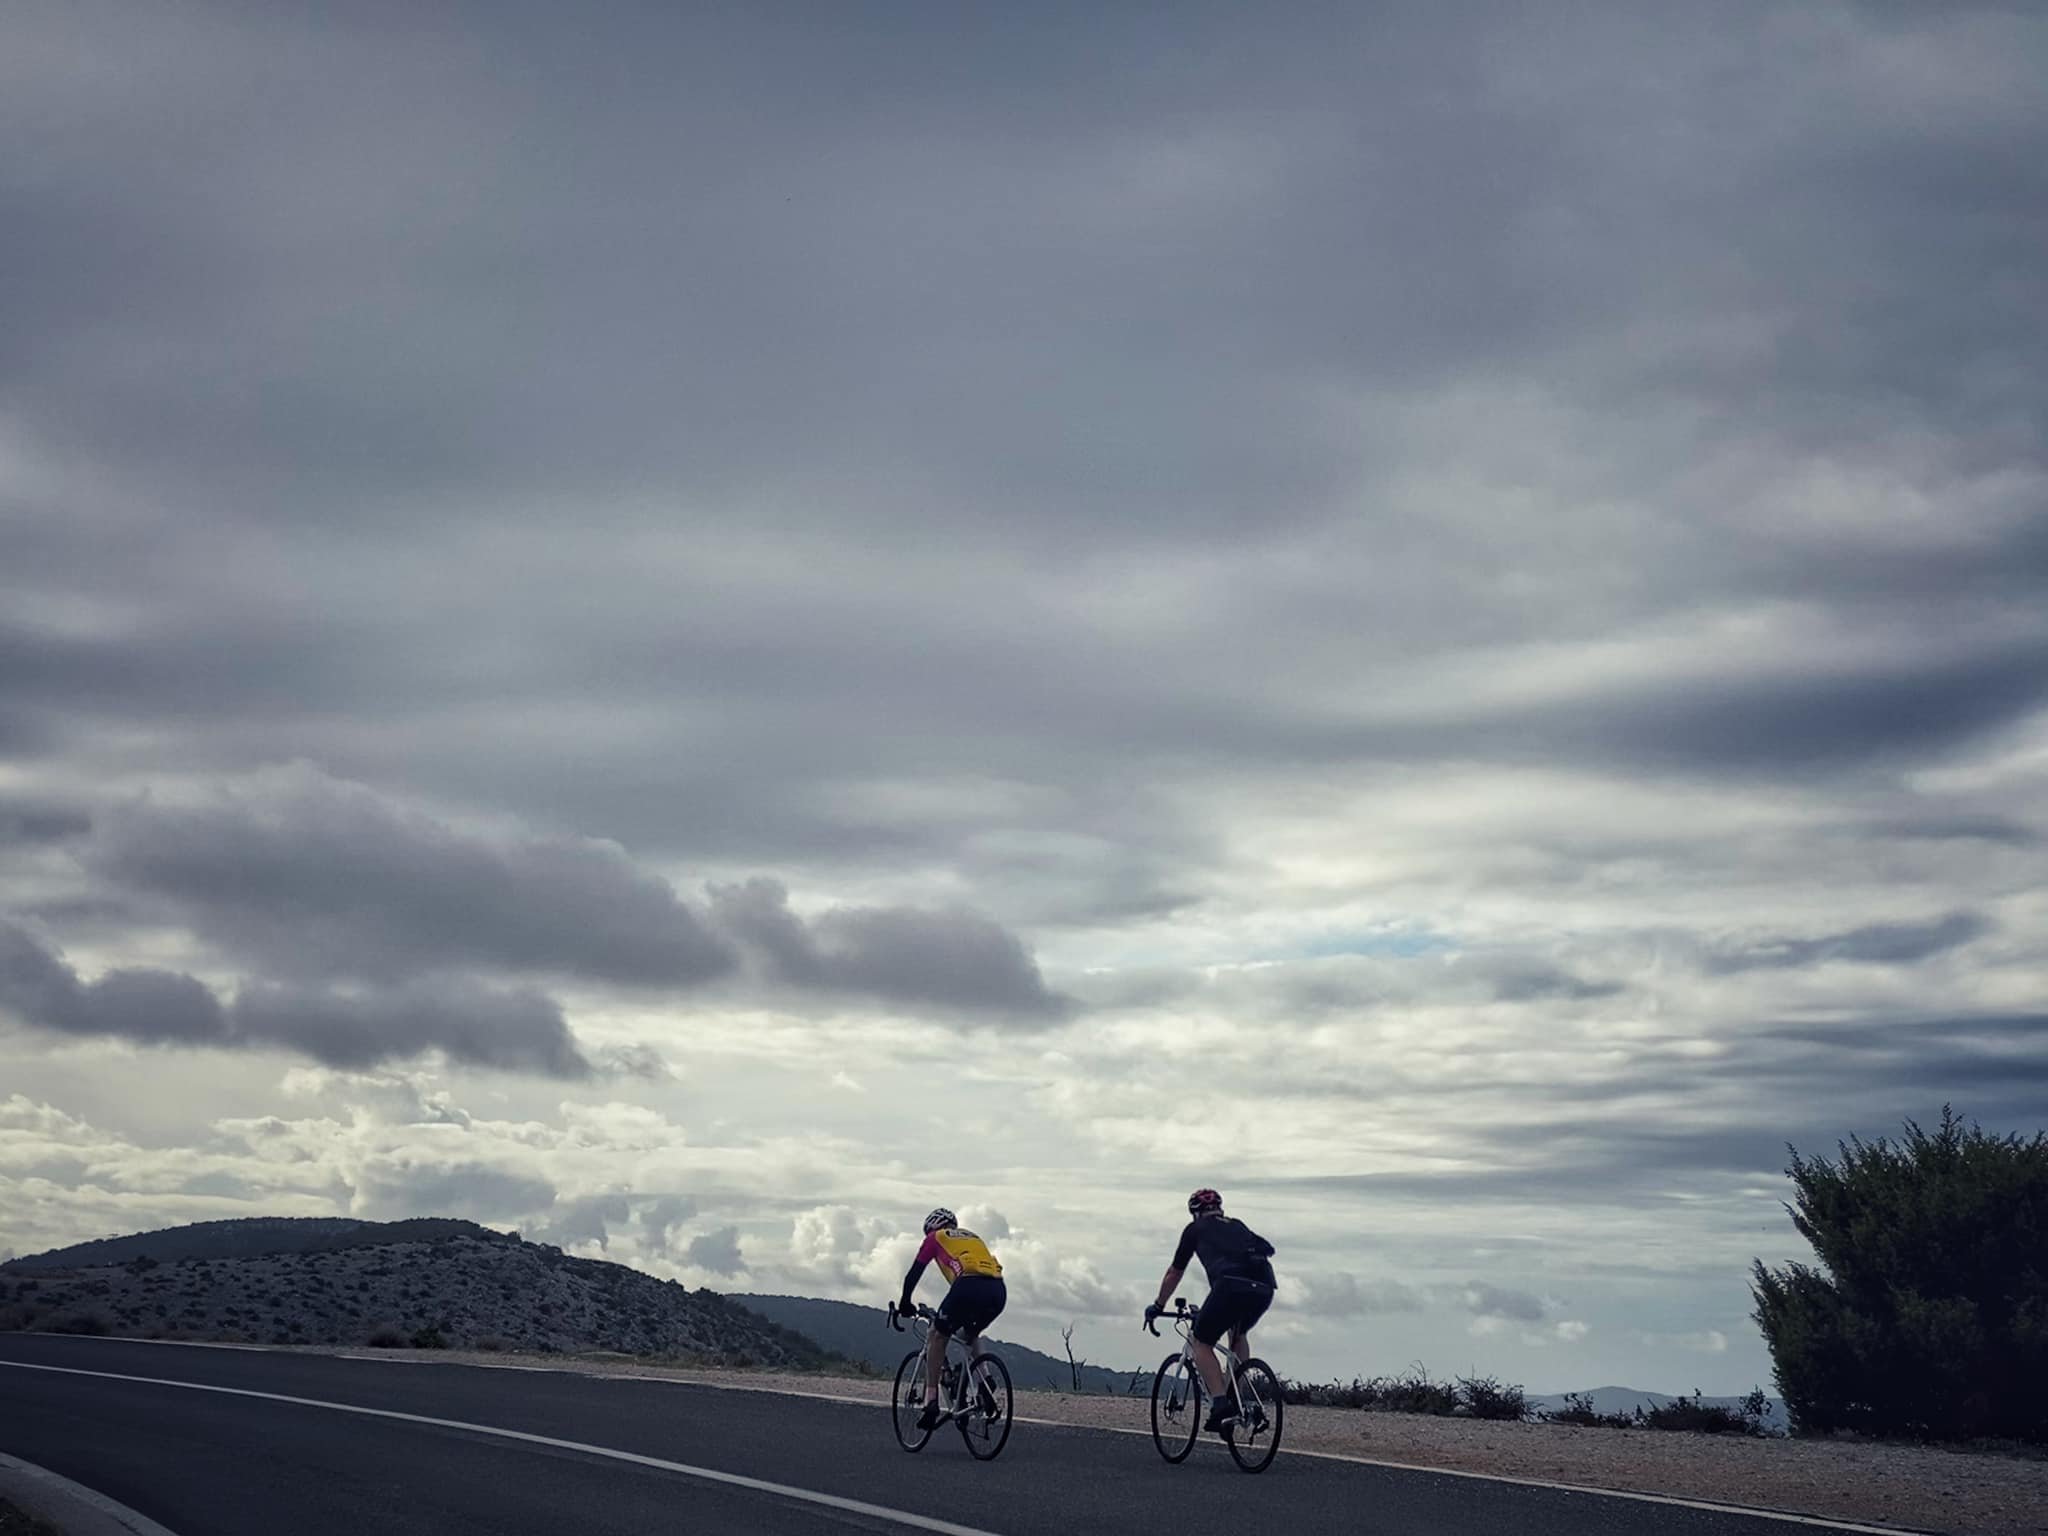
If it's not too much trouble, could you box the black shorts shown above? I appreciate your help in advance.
[934,1274,1006,1337]
[1193,1274,1273,1345]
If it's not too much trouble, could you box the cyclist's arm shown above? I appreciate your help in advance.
[1151,1263,1185,1313]
[899,1233,940,1312]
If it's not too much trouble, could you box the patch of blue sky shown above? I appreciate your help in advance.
[1292,928,1454,961]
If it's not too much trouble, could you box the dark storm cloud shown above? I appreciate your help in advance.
[231,977,592,1078]
[72,769,1069,1020]
[1707,911,1991,973]
[0,919,592,1076]
[94,769,736,986]
[2,0,2040,869]
[709,878,1071,1019]
[0,918,228,1045]
[0,797,89,845]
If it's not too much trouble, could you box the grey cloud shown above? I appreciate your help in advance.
[93,768,735,987]
[231,977,592,1078]
[1707,911,1990,973]
[638,1196,698,1250]
[1460,1283,1547,1323]
[536,1194,631,1251]
[1294,1272,1427,1317]
[0,919,592,1076]
[352,1160,556,1223]
[0,798,90,845]
[709,878,1072,1020]
[685,1225,745,1276]
[1,918,229,1045]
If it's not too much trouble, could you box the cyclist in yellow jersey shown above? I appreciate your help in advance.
[898,1206,1007,1430]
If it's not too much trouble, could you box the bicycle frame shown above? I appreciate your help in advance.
[898,1309,980,1415]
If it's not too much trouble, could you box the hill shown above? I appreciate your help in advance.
[733,1293,1150,1393]
[3,1217,375,1270]
[0,1219,843,1369]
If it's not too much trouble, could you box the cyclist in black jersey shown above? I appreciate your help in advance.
[1145,1188,1276,1432]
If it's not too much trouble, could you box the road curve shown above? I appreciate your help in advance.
[0,1336,1912,1536]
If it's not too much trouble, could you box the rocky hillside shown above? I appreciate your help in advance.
[0,1225,844,1369]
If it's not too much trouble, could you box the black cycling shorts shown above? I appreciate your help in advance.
[1193,1274,1273,1345]
[934,1274,1006,1337]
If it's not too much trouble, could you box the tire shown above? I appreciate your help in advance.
[957,1351,1013,1461]
[892,1348,934,1452]
[1150,1354,1201,1463]
[1226,1358,1283,1472]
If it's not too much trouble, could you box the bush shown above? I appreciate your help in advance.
[1282,1364,1476,1417]
[1639,1389,1772,1437]
[1541,1392,1636,1429]
[1752,1107,2047,1444]
[410,1325,449,1349]
[1456,1374,1530,1421]
[366,1324,406,1348]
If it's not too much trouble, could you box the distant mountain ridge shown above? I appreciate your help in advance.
[3,1216,515,1272]
[734,1293,1150,1393]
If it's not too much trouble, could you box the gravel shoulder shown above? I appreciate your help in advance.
[376,1348,2042,1536]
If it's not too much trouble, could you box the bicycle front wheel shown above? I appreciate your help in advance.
[1150,1354,1200,1463]
[892,1349,934,1452]
[1226,1358,1283,1472]
[958,1351,1013,1461]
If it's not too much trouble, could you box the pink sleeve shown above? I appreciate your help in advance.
[914,1233,941,1267]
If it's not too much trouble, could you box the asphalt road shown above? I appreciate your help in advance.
[1,1335,1870,1536]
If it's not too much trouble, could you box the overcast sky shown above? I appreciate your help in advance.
[3,0,2045,1394]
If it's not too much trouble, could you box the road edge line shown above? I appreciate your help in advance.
[0,1450,184,1536]
[0,1360,995,1536]
[4,1336,1938,1536]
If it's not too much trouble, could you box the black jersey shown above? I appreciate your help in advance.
[1172,1213,1276,1286]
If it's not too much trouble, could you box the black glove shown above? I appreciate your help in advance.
[899,1298,916,1318]
[1143,1303,1162,1322]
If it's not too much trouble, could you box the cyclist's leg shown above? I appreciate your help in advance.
[1190,1290,1232,1397]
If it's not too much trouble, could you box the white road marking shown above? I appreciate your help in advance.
[5,1338,1935,1535]
[0,1360,999,1536]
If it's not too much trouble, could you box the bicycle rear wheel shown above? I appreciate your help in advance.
[1225,1358,1283,1472]
[1150,1354,1200,1463]
[958,1351,1013,1461]
[892,1348,935,1452]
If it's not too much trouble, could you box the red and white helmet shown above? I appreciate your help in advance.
[1187,1188,1222,1215]
[923,1207,957,1234]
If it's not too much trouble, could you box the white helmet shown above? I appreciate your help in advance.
[923,1207,957,1234]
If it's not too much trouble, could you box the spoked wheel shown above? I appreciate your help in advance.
[1150,1355,1201,1463]
[1226,1358,1283,1472]
[892,1349,934,1452]
[957,1351,1013,1461]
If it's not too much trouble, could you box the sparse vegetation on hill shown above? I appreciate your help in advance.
[0,1220,845,1369]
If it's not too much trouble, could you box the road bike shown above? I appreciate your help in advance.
[886,1301,1014,1461]
[1145,1297,1284,1472]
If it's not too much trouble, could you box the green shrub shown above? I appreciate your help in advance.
[1752,1107,2047,1444]
[410,1325,449,1349]
[366,1324,406,1348]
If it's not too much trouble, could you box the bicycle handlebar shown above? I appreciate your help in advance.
[1144,1298,1193,1337]
[887,1301,937,1332]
